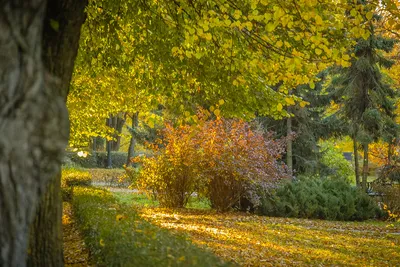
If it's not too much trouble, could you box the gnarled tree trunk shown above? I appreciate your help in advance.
[27,0,88,266]
[0,1,69,266]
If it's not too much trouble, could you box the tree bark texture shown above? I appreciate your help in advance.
[27,0,88,266]
[0,1,69,266]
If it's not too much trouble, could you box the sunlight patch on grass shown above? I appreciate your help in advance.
[138,208,400,266]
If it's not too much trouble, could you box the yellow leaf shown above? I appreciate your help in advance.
[214,109,221,117]
[99,239,105,247]
[219,99,225,105]
[285,97,295,105]
[277,103,283,111]
[366,11,373,20]
[310,81,315,89]
[276,40,283,48]
[299,101,309,108]
[266,23,276,32]
[314,14,323,25]
[116,214,125,221]
[315,48,322,55]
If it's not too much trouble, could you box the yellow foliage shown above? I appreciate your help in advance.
[139,208,400,266]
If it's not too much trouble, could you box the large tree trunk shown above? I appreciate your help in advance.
[27,173,63,266]
[127,112,139,166]
[362,143,369,190]
[0,1,69,266]
[27,0,88,266]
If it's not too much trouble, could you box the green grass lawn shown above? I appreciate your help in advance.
[113,191,211,209]
[113,191,400,266]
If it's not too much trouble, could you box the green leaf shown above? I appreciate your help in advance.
[50,19,59,32]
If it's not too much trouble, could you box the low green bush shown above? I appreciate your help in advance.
[95,151,128,168]
[72,187,231,267]
[64,151,129,168]
[63,152,98,168]
[258,177,383,221]
[61,168,92,200]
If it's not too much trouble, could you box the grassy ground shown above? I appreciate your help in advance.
[114,192,400,266]
[113,191,211,209]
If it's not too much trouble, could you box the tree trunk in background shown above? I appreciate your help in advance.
[362,143,369,190]
[107,116,113,168]
[127,112,139,166]
[27,0,88,266]
[110,114,125,151]
[0,1,69,266]
[353,135,360,187]
[286,115,293,175]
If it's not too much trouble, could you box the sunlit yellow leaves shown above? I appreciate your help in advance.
[139,208,400,266]
[309,81,315,89]
[314,14,323,25]
[266,22,276,32]
[277,103,283,111]
[299,100,308,108]
[284,97,295,105]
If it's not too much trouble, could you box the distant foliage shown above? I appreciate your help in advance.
[258,177,382,221]
[319,142,354,181]
[63,151,128,168]
[134,115,288,210]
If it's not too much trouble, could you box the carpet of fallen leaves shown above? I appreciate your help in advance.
[139,208,400,266]
[63,202,90,267]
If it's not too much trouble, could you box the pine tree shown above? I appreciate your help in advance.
[327,13,398,188]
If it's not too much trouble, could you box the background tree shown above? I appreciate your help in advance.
[328,12,397,188]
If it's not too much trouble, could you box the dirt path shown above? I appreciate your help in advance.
[63,202,90,267]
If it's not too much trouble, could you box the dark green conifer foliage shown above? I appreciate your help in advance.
[327,13,398,188]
